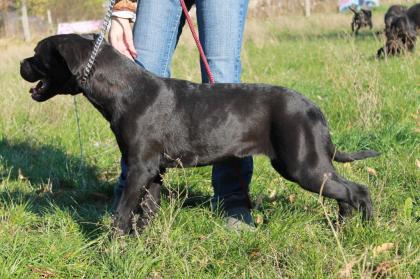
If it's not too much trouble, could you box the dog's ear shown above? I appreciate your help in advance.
[53,37,92,76]
[55,43,83,76]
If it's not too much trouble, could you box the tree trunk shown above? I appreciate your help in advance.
[304,0,311,17]
[21,0,31,41]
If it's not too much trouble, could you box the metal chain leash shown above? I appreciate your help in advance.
[81,0,116,83]
[74,0,115,180]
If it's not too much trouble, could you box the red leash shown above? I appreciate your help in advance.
[180,0,215,84]
[179,0,252,209]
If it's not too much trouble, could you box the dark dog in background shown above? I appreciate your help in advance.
[377,3,419,58]
[407,3,420,30]
[20,34,380,234]
[350,7,373,35]
[377,15,417,57]
[384,5,407,36]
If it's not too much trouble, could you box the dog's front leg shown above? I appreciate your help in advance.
[113,160,159,235]
[137,168,166,229]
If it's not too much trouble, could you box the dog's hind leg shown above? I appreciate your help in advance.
[271,158,372,220]
[113,156,160,234]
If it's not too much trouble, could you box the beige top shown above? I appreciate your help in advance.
[113,0,137,13]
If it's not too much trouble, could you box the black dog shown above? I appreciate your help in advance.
[407,3,420,30]
[384,5,407,36]
[377,3,419,58]
[20,34,380,234]
[377,15,417,57]
[350,7,373,35]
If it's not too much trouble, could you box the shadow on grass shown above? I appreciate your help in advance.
[0,138,116,238]
[272,29,381,42]
[0,138,213,237]
[0,138,319,234]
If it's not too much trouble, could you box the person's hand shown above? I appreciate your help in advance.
[109,17,137,60]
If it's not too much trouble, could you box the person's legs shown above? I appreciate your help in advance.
[133,0,187,76]
[196,0,254,225]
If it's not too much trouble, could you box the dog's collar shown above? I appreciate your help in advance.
[81,0,115,84]
[81,41,105,84]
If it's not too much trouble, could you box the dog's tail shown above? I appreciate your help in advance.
[332,149,381,163]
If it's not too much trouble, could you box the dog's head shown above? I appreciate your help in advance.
[361,9,372,19]
[20,34,94,102]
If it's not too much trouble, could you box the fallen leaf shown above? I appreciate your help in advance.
[288,194,296,203]
[372,243,394,257]
[366,167,377,176]
[255,214,264,225]
[416,159,420,169]
[268,189,277,202]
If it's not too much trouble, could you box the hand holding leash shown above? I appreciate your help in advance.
[109,17,137,60]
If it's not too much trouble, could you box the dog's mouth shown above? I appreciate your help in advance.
[30,79,47,95]
[29,79,55,102]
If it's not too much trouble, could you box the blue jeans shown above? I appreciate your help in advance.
[117,0,253,210]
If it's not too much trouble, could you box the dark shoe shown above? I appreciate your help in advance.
[225,206,255,231]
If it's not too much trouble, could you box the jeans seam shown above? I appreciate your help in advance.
[235,1,247,83]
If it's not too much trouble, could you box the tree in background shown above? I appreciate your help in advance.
[0,0,17,36]
[0,0,105,38]
[26,0,104,22]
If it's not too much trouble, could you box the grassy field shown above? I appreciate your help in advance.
[0,10,419,279]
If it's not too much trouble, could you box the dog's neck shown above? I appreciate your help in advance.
[78,50,162,124]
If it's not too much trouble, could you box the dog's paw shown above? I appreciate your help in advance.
[111,214,131,236]
[338,202,354,222]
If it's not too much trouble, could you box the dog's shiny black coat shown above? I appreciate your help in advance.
[20,34,380,234]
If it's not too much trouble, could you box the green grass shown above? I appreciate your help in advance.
[0,12,419,278]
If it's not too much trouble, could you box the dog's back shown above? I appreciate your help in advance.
[384,5,407,30]
[407,3,420,30]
